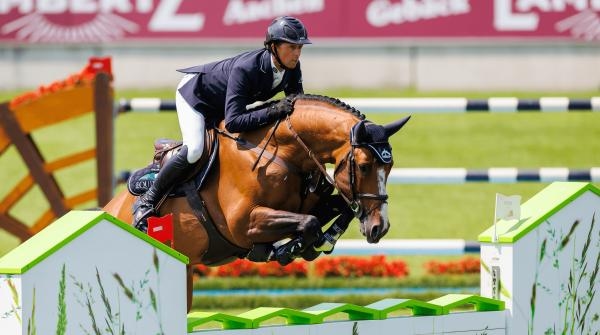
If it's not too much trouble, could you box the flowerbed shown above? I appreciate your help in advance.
[424,256,480,275]
[314,255,409,278]
[194,255,409,278]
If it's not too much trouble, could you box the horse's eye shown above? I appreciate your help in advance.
[358,164,370,174]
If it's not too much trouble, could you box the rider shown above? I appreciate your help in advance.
[133,16,312,232]
[134,16,354,265]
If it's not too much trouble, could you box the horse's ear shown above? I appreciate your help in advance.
[353,121,367,143]
[383,115,411,138]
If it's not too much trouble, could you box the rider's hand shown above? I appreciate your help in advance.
[266,97,294,120]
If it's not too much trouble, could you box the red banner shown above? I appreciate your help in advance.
[1,0,599,43]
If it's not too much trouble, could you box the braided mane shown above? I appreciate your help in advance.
[293,94,366,120]
[247,94,366,120]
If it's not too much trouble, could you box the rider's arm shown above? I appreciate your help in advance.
[223,68,274,133]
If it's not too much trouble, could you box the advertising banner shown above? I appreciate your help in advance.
[1,0,599,43]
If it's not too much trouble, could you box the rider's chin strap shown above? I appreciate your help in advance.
[269,44,293,71]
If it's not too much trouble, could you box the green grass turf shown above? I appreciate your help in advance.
[0,88,599,256]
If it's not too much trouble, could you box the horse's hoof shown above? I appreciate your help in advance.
[300,247,321,261]
[274,238,303,266]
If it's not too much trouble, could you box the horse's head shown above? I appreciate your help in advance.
[283,94,410,244]
[333,116,411,243]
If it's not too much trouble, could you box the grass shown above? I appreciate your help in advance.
[0,88,599,256]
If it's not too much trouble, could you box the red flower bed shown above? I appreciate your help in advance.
[193,255,409,278]
[314,255,409,278]
[424,256,480,275]
[257,261,308,278]
[214,259,259,277]
[194,259,307,278]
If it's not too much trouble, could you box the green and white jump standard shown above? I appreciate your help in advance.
[0,211,189,334]
[1,182,598,334]
[479,182,600,334]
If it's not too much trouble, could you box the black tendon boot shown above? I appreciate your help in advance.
[133,146,197,232]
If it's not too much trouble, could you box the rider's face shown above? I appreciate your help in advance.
[273,42,303,69]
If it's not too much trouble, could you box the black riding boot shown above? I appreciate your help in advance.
[134,146,197,232]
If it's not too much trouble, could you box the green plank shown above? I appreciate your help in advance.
[237,307,318,328]
[428,294,505,314]
[303,302,379,321]
[187,311,251,331]
[366,298,442,318]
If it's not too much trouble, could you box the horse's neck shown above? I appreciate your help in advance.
[284,104,357,167]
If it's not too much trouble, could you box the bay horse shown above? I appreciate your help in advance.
[103,94,409,310]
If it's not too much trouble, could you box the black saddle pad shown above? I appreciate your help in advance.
[126,163,186,197]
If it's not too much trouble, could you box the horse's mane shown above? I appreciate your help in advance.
[293,94,366,120]
[248,94,366,120]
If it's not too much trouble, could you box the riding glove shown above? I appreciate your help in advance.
[266,97,294,121]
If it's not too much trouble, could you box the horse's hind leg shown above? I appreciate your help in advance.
[246,207,322,264]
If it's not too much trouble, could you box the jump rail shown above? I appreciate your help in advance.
[118,97,600,114]
[1,182,599,334]
[386,167,600,183]
[117,167,600,185]
[330,238,480,255]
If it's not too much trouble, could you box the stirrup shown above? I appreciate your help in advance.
[133,203,156,233]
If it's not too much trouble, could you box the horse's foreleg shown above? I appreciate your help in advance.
[247,207,321,244]
[246,207,322,264]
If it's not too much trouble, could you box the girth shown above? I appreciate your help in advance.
[181,182,248,266]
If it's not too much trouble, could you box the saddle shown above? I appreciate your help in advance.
[127,129,218,197]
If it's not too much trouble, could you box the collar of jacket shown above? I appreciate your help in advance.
[259,49,272,74]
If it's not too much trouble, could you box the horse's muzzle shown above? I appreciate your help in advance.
[362,215,389,244]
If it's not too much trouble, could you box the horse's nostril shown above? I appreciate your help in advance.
[370,225,380,240]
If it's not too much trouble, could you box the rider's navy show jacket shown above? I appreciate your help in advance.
[177,48,304,133]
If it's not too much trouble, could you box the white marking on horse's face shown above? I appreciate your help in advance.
[377,167,389,230]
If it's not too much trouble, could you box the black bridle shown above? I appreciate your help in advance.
[286,117,389,219]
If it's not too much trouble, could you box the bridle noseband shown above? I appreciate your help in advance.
[286,117,389,219]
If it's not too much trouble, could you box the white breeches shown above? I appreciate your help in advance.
[176,74,205,164]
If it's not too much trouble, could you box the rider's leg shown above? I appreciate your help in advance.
[134,146,199,231]
[176,74,205,165]
[133,74,205,232]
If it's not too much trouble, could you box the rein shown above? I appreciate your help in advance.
[251,118,282,171]
[214,126,300,174]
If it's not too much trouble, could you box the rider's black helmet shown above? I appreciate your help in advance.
[264,16,312,46]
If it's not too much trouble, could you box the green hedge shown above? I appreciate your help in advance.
[192,274,479,290]
[191,274,480,310]
[191,292,449,311]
